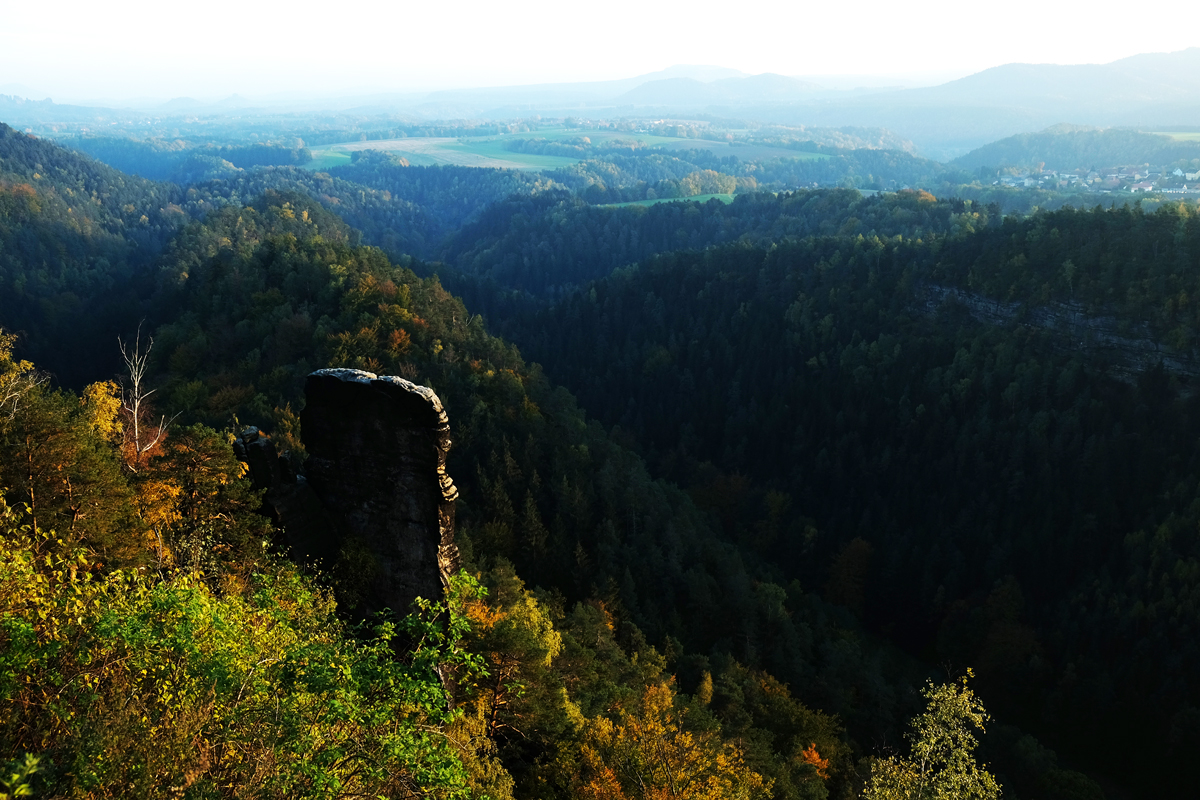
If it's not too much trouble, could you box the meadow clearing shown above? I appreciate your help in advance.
[305,128,829,172]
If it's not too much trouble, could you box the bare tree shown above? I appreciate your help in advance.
[0,329,47,421]
[118,324,176,473]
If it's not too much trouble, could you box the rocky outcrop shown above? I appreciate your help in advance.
[232,426,291,498]
[299,368,460,617]
[233,426,338,563]
[923,284,1200,383]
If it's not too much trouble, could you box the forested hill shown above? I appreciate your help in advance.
[62,135,313,183]
[327,151,559,232]
[0,123,189,379]
[491,202,1200,795]
[438,188,990,303]
[952,124,1200,171]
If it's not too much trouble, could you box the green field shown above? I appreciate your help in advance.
[1152,131,1200,141]
[445,138,580,170]
[305,128,829,173]
[601,193,736,208]
[305,136,579,172]
[306,149,354,171]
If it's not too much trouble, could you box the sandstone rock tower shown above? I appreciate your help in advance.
[300,368,460,616]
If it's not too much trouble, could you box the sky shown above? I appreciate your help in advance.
[1,0,1198,103]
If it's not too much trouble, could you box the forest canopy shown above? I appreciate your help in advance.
[0,114,1192,800]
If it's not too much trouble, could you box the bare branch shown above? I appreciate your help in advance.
[0,329,47,420]
[0,368,47,420]
[118,322,178,472]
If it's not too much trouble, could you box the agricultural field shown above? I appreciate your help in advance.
[305,136,579,171]
[1152,131,1200,141]
[305,128,830,173]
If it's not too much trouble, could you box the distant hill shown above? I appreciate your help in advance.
[11,50,1200,163]
[808,48,1200,158]
[713,72,823,98]
[416,64,750,112]
[0,94,135,125]
[952,124,1200,171]
[618,73,822,107]
[905,49,1200,108]
[617,77,723,106]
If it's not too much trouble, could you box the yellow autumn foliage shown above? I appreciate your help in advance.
[576,681,772,800]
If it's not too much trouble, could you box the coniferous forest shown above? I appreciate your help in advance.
[2,102,1200,800]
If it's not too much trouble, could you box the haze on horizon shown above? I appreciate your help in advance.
[1,0,1197,104]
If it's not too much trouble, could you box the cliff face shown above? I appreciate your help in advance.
[299,368,460,617]
[923,285,1200,383]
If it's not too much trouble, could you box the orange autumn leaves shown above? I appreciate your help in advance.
[799,742,830,781]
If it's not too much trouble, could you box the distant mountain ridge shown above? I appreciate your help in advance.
[617,73,823,106]
[385,49,1200,158]
[7,50,1200,161]
[777,49,1200,158]
[903,49,1200,107]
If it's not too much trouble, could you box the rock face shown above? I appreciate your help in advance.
[923,284,1200,384]
[300,368,460,616]
[232,426,292,499]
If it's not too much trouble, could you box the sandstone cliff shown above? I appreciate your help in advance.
[235,369,460,618]
[299,368,460,617]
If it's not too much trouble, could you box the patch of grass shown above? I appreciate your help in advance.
[447,138,580,170]
[601,193,736,208]
[304,149,353,171]
[304,136,578,172]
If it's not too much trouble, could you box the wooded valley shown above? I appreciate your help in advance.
[2,114,1198,800]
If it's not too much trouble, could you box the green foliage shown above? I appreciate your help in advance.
[471,200,1200,794]
[541,144,944,201]
[149,423,275,574]
[0,330,42,420]
[0,382,143,562]
[0,753,39,799]
[708,662,851,800]
[331,152,557,237]
[0,506,482,798]
[573,680,772,800]
[865,673,1000,800]
[0,347,272,573]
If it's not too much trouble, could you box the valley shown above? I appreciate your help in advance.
[3,41,1200,800]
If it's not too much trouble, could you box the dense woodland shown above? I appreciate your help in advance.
[64,137,314,184]
[0,118,1196,799]
[951,125,1200,172]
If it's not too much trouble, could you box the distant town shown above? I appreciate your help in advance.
[995,164,1200,195]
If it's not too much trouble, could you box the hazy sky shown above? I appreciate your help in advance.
[2,0,1197,102]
